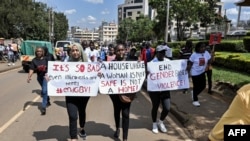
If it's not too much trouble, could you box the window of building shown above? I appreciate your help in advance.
[137,11,140,14]
[127,12,132,16]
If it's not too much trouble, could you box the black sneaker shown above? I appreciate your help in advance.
[46,102,51,107]
[79,129,87,138]
[41,108,46,115]
[114,129,120,138]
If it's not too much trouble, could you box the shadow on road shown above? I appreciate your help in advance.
[33,125,69,141]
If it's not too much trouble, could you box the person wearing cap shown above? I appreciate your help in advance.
[187,42,211,107]
[147,45,171,134]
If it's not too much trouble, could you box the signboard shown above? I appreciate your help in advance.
[147,60,189,91]
[47,61,100,96]
[99,61,146,94]
[209,32,222,45]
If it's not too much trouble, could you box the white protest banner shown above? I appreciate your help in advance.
[47,61,100,96]
[147,60,189,91]
[99,61,146,94]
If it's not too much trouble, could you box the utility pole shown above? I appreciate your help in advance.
[165,0,170,43]
[48,8,54,44]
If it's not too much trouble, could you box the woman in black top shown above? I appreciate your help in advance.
[27,47,50,115]
[109,43,135,141]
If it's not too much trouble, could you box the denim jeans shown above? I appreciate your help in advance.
[37,76,49,108]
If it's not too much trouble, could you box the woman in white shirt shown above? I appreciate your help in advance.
[187,42,211,107]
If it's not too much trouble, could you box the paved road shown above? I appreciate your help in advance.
[0,63,193,141]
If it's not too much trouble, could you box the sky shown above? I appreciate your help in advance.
[34,0,250,29]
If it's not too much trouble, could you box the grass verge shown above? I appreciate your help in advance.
[213,66,250,88]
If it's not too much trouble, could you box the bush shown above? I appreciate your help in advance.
[243,37,250,52]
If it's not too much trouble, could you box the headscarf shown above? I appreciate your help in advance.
[68,43,88,62]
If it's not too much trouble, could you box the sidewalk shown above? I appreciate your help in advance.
[143,81,234,141]
[0,60,22,73]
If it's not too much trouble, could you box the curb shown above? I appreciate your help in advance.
[0,65,22,73]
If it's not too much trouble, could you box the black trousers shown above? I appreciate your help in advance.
[66,96,90,139]
[192,72,206,101]
[109,94,131,140]
[206,69,212,91]
[148,91,171,122]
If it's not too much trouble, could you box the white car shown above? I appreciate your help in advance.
[227,30,248,36]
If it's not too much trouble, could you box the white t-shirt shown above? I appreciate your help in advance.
[86,49,100,62]
[189,51,211,76]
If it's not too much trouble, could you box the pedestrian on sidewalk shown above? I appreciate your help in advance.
[208,84,250,141]
[109,43,135,141]
[64,43,89,141]
[187,42,211,107]
[6,43,15,66]
[27,47,50,115]
[147,45,171,134]
[205,45,215,94]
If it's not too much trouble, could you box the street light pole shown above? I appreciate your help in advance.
[165,0,170,42]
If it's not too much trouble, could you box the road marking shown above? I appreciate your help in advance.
[0,95,40,134]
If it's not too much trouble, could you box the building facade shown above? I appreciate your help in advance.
[117,0,156,24]
[73,29,99,41]
[98,21,118,44]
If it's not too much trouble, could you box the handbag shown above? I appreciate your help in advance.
[119,93,136,103]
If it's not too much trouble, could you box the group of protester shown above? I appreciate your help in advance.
[25,40,249,141]
[0,38,20,65]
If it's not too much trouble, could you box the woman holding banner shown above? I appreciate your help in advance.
[187,42,211,107]
[108,43,134,141]
[147,45,171,134]
[65,43,89,141]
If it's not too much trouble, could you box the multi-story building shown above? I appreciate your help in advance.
[73,28,99,41]
[117,0,156,24]
[98,21,118,44]
[118,0,225,40]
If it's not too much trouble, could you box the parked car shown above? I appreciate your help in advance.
[227,30,248,36]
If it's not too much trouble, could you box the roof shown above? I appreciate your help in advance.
[235,0,250,6]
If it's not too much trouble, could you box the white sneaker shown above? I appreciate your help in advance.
[158,120,167,133]
[152,122,159,134]
[12,63,15,65]
[8,63,11,66]
[192,101,200,107]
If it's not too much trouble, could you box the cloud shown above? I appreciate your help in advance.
[64,9,76,15]
[227,8,238,15]
[101,9,110,15]
[84,0,103,4]
[87,15,97,24]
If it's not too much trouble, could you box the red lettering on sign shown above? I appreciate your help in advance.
[101,80,117,87]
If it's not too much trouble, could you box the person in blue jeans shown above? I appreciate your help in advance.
[27,47,50,115]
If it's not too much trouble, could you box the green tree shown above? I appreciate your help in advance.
[0,0,69,41]
[149,0,220,41]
